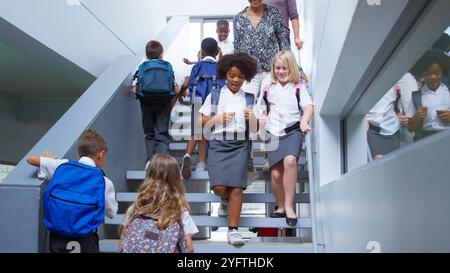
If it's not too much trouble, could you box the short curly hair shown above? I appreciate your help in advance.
[216,53,257,81]
[418,49,449,77]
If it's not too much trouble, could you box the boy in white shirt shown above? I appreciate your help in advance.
[27,129,118,253]
[217,19,234,56]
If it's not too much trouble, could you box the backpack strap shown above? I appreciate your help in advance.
[212,75,218,89]
[245,92,255,109]
[191,76,201,104]
[262,83,274,114]
[176,220,187,253]
[411,90,423,141]
[263,82,303,115]
[244,92,255,140]
[411,90,422,111]
[294,82,303,114]
[393,84,402,114]
[210,88,221,117]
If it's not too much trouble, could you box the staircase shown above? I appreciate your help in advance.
[99,100,315,253]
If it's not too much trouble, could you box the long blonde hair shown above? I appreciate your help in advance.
[270,50,301,84]
[121,154,189,236]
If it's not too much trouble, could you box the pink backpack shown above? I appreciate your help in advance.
[262,82,303,114]
[121,216,188,253]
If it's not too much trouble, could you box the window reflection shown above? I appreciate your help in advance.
[366,30,450,160]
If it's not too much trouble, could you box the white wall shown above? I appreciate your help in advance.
[155,0,248,17]
[321,130,450,252]
[82,0,166,56]
[0,0,166,77]
[301,0,359,186]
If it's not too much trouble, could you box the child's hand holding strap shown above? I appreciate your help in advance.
[415,106,428,120]
[244,109,256,122]
[215,112,234,125]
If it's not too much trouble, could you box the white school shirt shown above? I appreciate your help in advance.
[123,205,199,235]
[406,83,450,132]
[366,87,401,136]
[256,82,313,137]
[38,157,118,219]
[199,86,256,135]
[218,39,234,56]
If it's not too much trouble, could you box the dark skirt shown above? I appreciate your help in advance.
[267,129,304,169]
[208,140,249,189]
[367,129,400,157]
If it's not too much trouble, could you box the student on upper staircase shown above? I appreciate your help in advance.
[132,41,180,169]
[180,38,226,179]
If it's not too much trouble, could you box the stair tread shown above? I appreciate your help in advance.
[105,215,312,228]
[116,192,310,203]
[100,239,314,253]
[126,170,308,181]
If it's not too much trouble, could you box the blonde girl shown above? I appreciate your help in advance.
[258,50,314,226]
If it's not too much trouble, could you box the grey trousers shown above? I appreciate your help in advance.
[139,99,171,162]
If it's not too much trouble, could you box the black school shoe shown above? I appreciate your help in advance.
[286,217,298,227]
[270,206,287,218]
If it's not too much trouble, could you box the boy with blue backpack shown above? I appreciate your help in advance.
[132,41,180,167]
[180,38,226,179]
[26,129,118,253]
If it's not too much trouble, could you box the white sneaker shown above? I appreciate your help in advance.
[195,161,206,171]
[181,154,192,179]
[145,160,150,172]
[227,229,245,246]
[262,158,270,173]
[247,169,258,186]
[218,198,228,217]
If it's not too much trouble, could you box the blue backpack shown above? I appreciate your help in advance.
[189,60,226,104]
[137,59,175,98]
[43,161,105,238]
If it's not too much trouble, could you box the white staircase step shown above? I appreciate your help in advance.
[126,170,309,181]
[173,104,192,113]
[172,116,191,124]
[116,193,310,203]
[173,156,307,167]
[99,238,314,253]
[105,215,312,229]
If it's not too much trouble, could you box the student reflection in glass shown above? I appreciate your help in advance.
[366,84,410,160]
[406,50,450,141]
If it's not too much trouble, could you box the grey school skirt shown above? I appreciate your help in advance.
[367,129,400,157]
[267,129,304,169]
[208,139,249,189]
